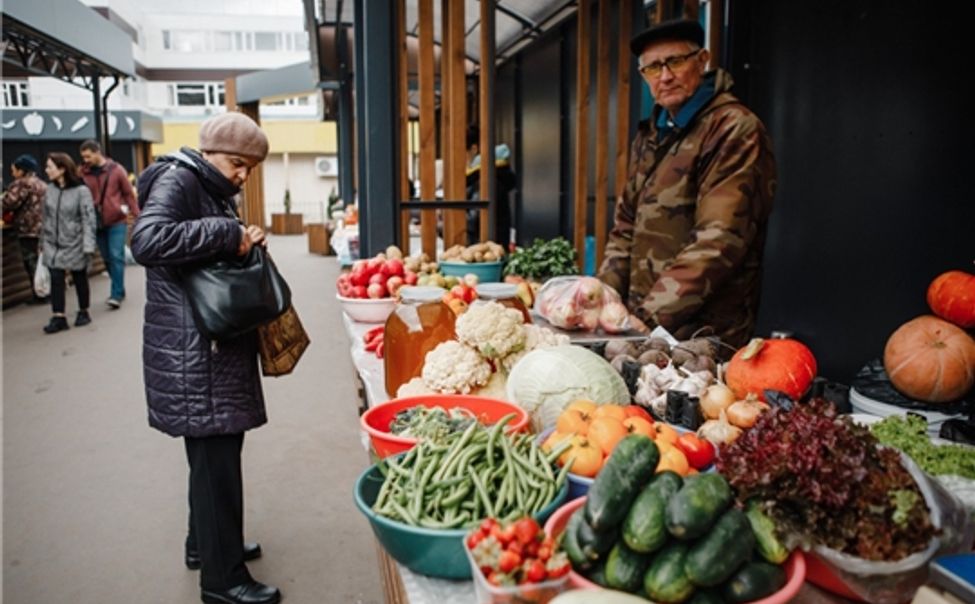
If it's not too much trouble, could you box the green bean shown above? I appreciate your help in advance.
[440,480,472,508]
[469,464,495,518]
[545,438,574,464]
[390,500,418,526]
[487,413,517,463]
[429,475,467,490]
[554,456,574,490]
[511,449,552,482]
[411,452,440,519]
[384,457,412,478]
[434,421,479,481]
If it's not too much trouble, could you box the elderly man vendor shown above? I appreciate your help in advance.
[599,19,777,348]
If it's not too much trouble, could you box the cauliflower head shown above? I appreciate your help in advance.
[421,341,493,394]
[500,324,571,373]
[455,301,526,359]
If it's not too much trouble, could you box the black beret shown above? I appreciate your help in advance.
[630,19,705,55]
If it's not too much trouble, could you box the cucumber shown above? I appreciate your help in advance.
[644,542,696,603]
[685,508,755,586]
[722,561,787,603]
[648,470,683,499]
[586,435,660,531]
[666,473,733,540]
[622,488,668,554]
[605,541,654,593]
[687,589,726,604]
[586,557,610,588]
[577,514,618,560]
[563,507,592,572]
[745,500,789,564]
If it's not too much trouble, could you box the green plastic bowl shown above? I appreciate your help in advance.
[353,460,569,579]
[439,260,504,283]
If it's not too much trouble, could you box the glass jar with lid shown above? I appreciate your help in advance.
[475,283,532,323]
[384,286,456,397]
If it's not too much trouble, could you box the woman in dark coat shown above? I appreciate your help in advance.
[131,112,280,604]
[40,152,96,333]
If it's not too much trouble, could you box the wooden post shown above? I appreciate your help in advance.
[418,0,437,258]
[708,0,723,69]
[441,1,453,248]
[614,0,633,202]
[238,102,266,229]
[683,0,700,21]
[593,0,611,269]
[478,0,496,244]
[443,0,467,248]
[398,0,411,253]
[573,0,591,269]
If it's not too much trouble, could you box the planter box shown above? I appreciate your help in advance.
[306,223,333,255]
[270,213,304,235]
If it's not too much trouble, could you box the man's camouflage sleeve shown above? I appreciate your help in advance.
[639,117,775,330]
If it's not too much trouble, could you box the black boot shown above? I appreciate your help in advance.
[186,542,262,570]
[75,310,92,327]
[201,581,281,604]
[43,316,69,334]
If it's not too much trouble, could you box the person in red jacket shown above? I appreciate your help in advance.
[79,139,139,309]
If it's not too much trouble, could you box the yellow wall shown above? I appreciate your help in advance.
[151,120,338,157]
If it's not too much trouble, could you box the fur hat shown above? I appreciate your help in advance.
[198,112,269,161]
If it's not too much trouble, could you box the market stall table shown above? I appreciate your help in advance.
[342,312,857,604]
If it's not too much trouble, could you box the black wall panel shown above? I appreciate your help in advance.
[518,34,565,241]
[728,1,975,381]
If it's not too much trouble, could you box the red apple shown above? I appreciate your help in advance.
[369,272,386,285]
[403,271,418,285]
[383,258,405,278]
[367,257,385,274]
[352,285,368,299]
[386,276,405,296]
[367,282,387,299]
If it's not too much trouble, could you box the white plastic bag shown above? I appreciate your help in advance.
[34,255,51,298]
[534,276,631,332]
[809,452,975,604]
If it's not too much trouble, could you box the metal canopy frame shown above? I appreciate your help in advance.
[1,6,134,154]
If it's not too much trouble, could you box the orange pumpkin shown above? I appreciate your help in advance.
[927,270,975,328]
[884,315,975,403]
[726,337,817,401]
[589,417,628,456]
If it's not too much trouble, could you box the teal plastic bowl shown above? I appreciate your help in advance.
[353,460,569,579]
[439,260,504,283]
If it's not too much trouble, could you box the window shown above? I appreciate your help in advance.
[1,81,30,108]
[169,30,206,53]
[254,31,277,51]
[213,31,234,51]
[162,30,172,50]
[168,82,225,108]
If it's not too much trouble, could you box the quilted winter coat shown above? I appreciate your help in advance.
[40,183,97,271]
[131,148,266,437]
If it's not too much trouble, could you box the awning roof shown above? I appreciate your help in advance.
[1,0,135,85]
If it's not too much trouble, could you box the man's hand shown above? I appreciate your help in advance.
[236,225,266,256]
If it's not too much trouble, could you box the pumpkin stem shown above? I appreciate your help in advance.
[741,338,766,361]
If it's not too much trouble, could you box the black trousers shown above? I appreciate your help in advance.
[184,434,252,591]
[49,268,89,314]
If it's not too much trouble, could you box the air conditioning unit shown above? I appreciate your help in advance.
[314,156,339,177]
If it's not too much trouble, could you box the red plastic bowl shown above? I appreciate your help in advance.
[360,394,531,458]
[543,496,807,601]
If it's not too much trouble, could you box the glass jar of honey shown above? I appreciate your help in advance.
[384,286,456,397]
[476,283,532,323]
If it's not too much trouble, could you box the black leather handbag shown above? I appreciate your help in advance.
[181,245,291,341]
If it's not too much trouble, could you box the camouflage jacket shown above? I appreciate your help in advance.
[2,174,47,237]
[598,69,777,348]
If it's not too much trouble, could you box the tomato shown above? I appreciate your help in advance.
[480,518,499,535]
[466,532,484,550]
[624,404,654,423]
[498,550,521,573]
[675,433,716,470]
[525,559,547,583]
[513,517,540,546]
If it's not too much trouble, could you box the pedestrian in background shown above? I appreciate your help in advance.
[2,154,48,304]
[132,112,279,604]
[79,139,138,310]
[40,152,96,334]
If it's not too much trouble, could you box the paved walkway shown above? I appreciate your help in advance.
[2,235,384,604]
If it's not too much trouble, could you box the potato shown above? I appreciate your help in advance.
[461,250,475,262]
[386,245,403,259]
[474,251,484,262]
[483,251,498,261]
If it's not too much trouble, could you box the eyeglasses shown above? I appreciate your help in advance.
[638,49,702,79]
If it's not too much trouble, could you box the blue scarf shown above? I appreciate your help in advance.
[655,71,718,142]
